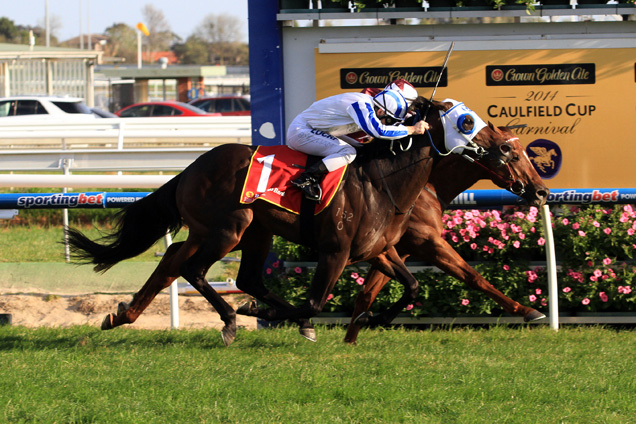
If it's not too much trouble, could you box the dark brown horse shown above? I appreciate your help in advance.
[66,98,515,346]
[343,128,549,344]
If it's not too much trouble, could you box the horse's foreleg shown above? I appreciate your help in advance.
[257,252,348,324]
[423,236,545,321]
[234,233,315,341]
[103,241,187,330]
[360,247,419,328]
[343,265,392,345]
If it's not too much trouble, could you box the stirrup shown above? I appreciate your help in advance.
[302,183,322,202]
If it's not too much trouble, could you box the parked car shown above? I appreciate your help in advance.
[115,101,219,117]
[0,96,102,120]
[188,95,250,116]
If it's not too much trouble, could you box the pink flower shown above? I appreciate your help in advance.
[272,261,280,268]
[563,287,571,293]
[526,270,538,283]
[599,292,608,302]
[541,298,548,306]
[266,268,272,275]
[503,264,510,271]
[327,294,334,301]
[603,228,612,235]
[578,230,586,237]
[461,299,470,306]
[405,304,414,311]
[628,229,635,236]
[618,286,632,294]
[513,241,521,249]
[529,295,537,302]
[593,269,603,278]
[351,272,359,279]
[562,218,569,226]
[587,261,594,267]
[603,258,612,266]
[590,276,597,282]
[356,277,365,285]
[572,222,580,230]
[470,243,477,250]
[295,267,303,274]
[518,233,526,240]
[538,237,546,246]
[593,221,600,228]
[536,289,542,295]
[582,298,591,305]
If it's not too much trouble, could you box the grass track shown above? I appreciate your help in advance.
[1,325,635,423]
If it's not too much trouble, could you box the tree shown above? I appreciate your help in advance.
[104,23,137,64]
[142,4,175,53]
[173,35,209,65]
[0,17,18,42]
[194,13,247,66]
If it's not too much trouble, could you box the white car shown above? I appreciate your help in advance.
[0,96,111,120]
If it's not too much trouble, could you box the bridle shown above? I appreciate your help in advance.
[461,136,526,196]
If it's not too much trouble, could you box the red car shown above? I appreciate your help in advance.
[188,95,250,116]
[115,101,220,117]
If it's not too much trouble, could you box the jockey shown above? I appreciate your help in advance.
[287,88,430,201]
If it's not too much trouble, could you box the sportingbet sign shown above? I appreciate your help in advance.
[314,44,636,189]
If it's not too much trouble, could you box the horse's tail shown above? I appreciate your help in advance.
[66,174,183,273]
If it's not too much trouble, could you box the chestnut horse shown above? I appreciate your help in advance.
[66,98,514,346]
[343,128,549,344]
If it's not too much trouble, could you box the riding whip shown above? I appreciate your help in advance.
[428,41,455,104]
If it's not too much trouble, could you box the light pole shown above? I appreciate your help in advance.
[136,22,149,69]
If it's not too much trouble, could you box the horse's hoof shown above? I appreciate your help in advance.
[116,302,129,316]
[101,313,115,330]
[236,300,258,316]
[221,324,237,347]
[299,327,317,342]
[354,311,373,326]
[524,310,547,322]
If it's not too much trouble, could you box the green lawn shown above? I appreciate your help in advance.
[0,325,634,423]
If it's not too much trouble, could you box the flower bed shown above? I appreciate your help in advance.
[265,204,636,317]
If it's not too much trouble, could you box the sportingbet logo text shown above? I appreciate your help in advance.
[547,190,618,204]
[17,193,105,208]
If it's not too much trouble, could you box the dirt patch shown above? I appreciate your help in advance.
[0,292,257,331]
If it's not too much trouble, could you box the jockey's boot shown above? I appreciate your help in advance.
[291,161,328,202]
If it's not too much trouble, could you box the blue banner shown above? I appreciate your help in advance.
[0,192,150,209]
[451,188,636,207]
[2,188,636,210]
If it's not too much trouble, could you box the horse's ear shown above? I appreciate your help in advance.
[432,99,454,111]
[488,121,503,135]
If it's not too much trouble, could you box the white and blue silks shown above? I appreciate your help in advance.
[439,99,487,154]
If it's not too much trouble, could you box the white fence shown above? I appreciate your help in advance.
[0,116,252,150]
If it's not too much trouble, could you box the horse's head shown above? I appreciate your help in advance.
[411,98,549,207]
[471,123,550,207]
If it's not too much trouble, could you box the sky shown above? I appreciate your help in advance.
[1,0,249,43]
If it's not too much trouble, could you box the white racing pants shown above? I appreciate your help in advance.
[287,116,359,172]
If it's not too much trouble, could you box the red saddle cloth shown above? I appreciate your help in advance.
[240,145,347,215]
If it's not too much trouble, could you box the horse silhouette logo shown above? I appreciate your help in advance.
[526,139,562,179]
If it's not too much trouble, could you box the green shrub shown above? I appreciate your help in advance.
[267,204,636,316]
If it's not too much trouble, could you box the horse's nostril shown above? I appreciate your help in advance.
[536,189,549,199]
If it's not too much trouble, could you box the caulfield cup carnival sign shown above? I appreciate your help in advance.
[315,46,636,189]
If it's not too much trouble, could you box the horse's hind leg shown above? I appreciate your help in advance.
[103,241,189,330]
[179,236,241,346]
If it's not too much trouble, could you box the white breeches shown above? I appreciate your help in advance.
[287,117,357,172]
